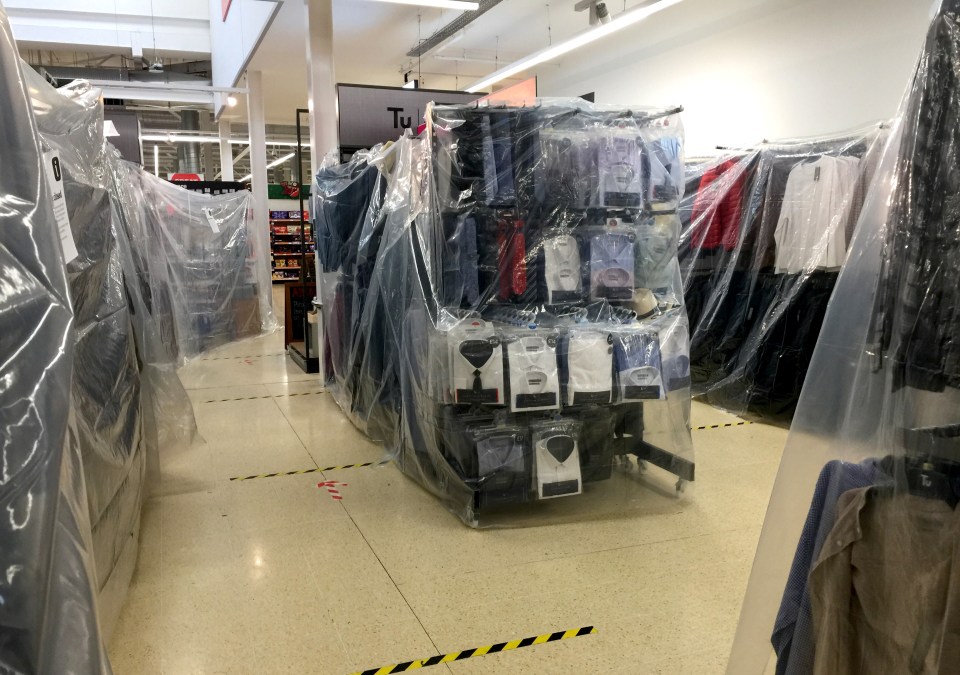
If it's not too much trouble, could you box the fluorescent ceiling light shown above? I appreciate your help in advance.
[464,0,683,93]
[268,152,296,169]
[368,0,479,10]
[238,152,296,183]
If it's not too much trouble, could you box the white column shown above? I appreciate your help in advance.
[246,70,273,322]
[305,0,338,177]
[218,118,234,181]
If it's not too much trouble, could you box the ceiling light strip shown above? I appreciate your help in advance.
[238,152,296,183]
[464,0,683,93]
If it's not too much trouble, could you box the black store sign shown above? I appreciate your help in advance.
[337,84,478,150]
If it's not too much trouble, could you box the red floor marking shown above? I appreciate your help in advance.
[317,480,348,501]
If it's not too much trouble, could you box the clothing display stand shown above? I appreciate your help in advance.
[288,108,320,374]
[314,100,695,527]
[396,99,696,526]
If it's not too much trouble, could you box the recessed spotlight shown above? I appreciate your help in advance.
[227,95,238,107]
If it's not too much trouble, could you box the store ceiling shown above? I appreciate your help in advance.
[228,0,642,124]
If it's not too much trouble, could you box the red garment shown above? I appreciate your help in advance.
[497,217,527,299]
[691,158,748,251]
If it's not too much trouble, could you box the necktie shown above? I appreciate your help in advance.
[473,369,483,394]
[497,218,527,299]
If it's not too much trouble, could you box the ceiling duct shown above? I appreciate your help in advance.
[406,0,507,57]
[178,110,202,174]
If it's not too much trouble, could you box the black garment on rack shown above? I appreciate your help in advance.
[868,0,960,392]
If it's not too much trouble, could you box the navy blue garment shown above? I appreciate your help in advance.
[442,214,480,307]
[772,458,886,675]
[314,157,380,273]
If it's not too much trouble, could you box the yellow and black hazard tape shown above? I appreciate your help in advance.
[200,353,286,361]
[351,626,597,675]
[202,391,324,404]
[202,395,273,403]
[691,421,753,430]
[229,460,389,482]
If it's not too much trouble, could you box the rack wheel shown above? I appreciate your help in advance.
[676,479,687,494]
[637,460,648,474]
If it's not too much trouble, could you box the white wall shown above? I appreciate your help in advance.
[537,0,933,155]
[209,0,280,115]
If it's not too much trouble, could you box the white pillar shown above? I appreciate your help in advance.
[246,70,273,321]
[305,0,338,177]
[219,118,234,181]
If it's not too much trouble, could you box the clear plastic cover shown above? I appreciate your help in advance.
[314,143,396,440]
[679,125,887,424]
[136,171,276,363]
[729,1,960,671]
[318,99,695,527]
[0,4,110,671]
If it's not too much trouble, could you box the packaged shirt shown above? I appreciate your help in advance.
[542,233,582,303]
[506,334,561,412]
[588,229,635,301]
[598,134,644,208]
[562,330,613,406]
[614,331,665,400]
[646,136,682,205]
[532,421,583,499]
[474,429,530,508]
[635,211,679,297]
[450,321,504,405]
[539,129,597,209]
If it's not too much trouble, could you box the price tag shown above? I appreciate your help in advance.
[42,150,78,262]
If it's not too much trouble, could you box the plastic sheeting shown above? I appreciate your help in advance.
[317,99,695,527]
[0,2,110,671]
[679,125,887,424]
[135,172,275,362]
[314,144,396,440]
[729,1,960,672]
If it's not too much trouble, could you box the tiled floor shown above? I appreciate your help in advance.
[108,289,788,674]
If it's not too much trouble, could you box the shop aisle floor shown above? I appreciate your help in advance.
[108,287,788,675]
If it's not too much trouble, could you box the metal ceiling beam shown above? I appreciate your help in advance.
[406,0,507,57]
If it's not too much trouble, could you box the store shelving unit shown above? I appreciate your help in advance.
[270,213,315,282]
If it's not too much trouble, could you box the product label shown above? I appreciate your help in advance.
[515,392,558,409]
[42,151,78,262]
[596,286,634,301]
[549,290,581,303]
[542,479,580,498]
[623,384,663,400]
[572,391,612,406]
[455,388,500,404]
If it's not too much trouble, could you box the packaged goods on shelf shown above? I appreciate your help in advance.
[730,2,960,672]
[316,99,694,527]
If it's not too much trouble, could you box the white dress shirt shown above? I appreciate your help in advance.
[774,155,860,273]
[535,432,582,499]
[565,331,613,406]
[507,335,560,412]
[450,323,505,405]
[543,234,582,303]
